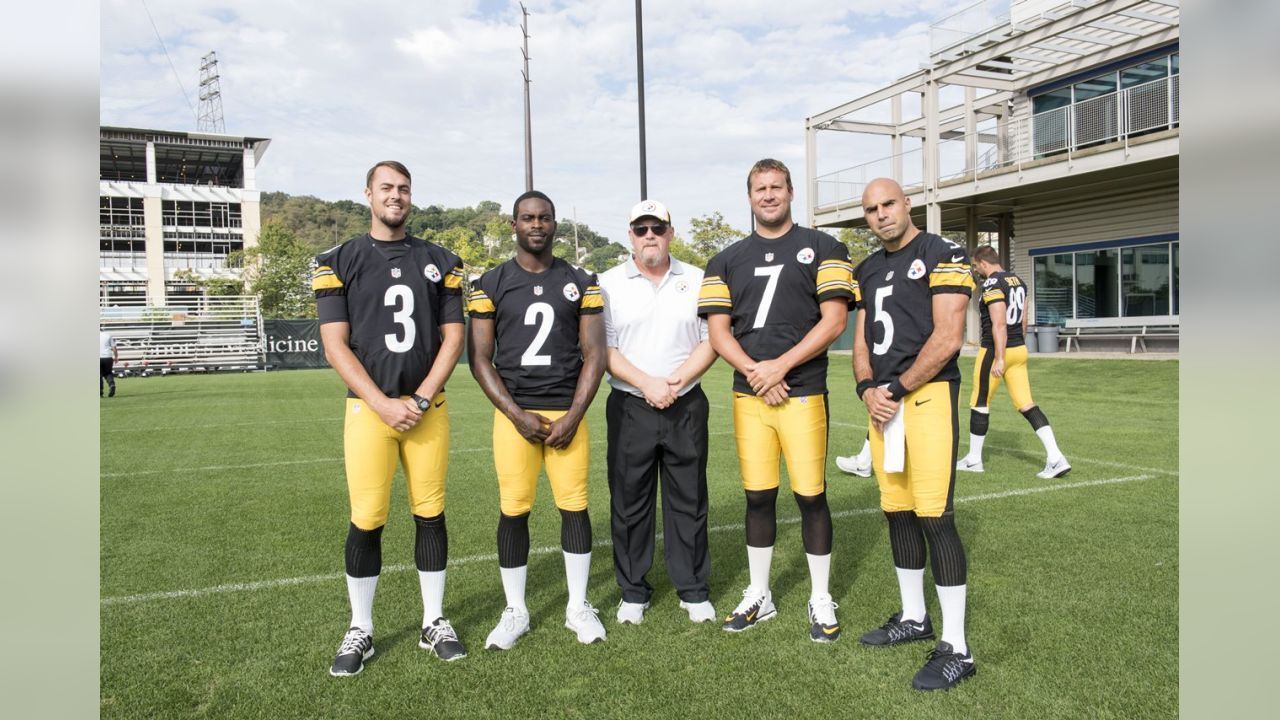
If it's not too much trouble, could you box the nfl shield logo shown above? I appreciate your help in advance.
[885,271,894,281]
[391,268,402,278]
[534,285,544,296]
[765,252,774,262]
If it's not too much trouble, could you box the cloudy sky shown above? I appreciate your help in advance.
[100,0,970,243]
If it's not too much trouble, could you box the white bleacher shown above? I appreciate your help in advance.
[100,296,266,374]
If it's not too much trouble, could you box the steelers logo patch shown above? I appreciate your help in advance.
[907,259,927,280]
[675,279,690,293]
[796,247,815,264]
[424,264,442,282]
[563,283,581,302]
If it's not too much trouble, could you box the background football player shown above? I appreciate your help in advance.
[468,190,609,650]
[956,245,1070,478]
[698,158,854,642]
[314,161,467,676]
[853,177,976,691]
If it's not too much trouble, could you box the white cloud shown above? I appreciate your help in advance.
[101,0,972,242]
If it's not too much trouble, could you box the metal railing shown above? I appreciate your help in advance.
[815,75,1179,209]
[100,251,145,269]
[99,295,266,373]
[163,252,242,270]
[930,0,1011,56]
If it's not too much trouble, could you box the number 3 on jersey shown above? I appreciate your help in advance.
[384,284,416,353]
[521,302,554,366]
[872,285,895,356]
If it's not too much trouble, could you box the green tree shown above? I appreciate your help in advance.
[236,221,317,319]
[837,227,881,267]
[668,236,706,268]
[689,212,745,259]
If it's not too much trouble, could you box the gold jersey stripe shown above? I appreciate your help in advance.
[443,274,463,289]
[312,274,343,291]
[929,272,977,289]
[816,265,854,288]
[468,296,496,314]
[982,289,1005,303]
[581,294,604,309]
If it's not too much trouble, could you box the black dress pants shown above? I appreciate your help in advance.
[606,386,710,604]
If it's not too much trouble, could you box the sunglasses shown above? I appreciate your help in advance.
[631,223,669,236]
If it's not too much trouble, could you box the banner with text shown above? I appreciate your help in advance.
[264,319,329,369]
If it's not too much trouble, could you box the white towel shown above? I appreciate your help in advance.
[882,401,906,473]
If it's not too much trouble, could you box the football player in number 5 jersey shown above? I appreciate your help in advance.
[468,190,609,650]
[315,161,468,676]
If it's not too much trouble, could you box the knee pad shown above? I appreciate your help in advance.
[744,488,778,548]
[344,523,384,578]
[885,511,926,570]
[1021,405,1049,431]
[794,491,832,555]
[559,508,592,554]
[414,513,448,572]
[918,513,967,586]
[497,512,530,569]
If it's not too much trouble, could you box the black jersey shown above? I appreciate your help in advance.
[698,225,854,395]
[468,257,603,410]
[978,270,1027,348]
[313,234,465,398]
[853,232,975,385]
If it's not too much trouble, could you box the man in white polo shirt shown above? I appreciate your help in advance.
[598,199,719,626]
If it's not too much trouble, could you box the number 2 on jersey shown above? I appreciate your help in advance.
[384,284,415,353]
[521,302,554,366]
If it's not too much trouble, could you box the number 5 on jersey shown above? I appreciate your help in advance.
[872,285,895,356]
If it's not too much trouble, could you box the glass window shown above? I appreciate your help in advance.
[1033,87,1072,114]
[1171,53,1179,75]
[1074,249,1120,318]
[1073,72,1117,102]
[1121,244,1171,316]
[1172,242,1179,314]
[1121,59,1169,89]
[1034,254,1074,325]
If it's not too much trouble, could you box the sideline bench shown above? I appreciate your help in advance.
[1061,317,1179,353]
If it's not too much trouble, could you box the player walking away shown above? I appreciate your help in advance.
[599,199,719,626]
[835,432,872,477]
[853,177,976,690]
[956,245,1070,479]
[468,190,609,650]
[99,327,118,397]
[315,161,468,677]
[698,158,854,642]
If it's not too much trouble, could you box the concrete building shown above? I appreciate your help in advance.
[805,0,1178,351]
[99,125,270,306]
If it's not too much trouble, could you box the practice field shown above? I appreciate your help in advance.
[101,356,1178,719]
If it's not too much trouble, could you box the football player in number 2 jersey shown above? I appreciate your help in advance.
[468,190,609,650]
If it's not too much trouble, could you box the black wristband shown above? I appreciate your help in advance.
[856,379,875,400]
[886,379,908,401]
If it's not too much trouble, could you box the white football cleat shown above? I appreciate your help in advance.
[484,606,530,651]
[835,454,873,477]
[566,601,607,644]
[615,600,649,625]
[956,455,984,473]
[1037,456,1071,479]
[679,600,717,623]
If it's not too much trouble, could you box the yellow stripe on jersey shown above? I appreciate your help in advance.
[467,290,495,314]
[698,276,732,308]
[852,279,862,305]
[929,263,976,290]
[581,286,604,309]
[982,288,1006,304]
[312,266,343,291]
[816,260,855,295]
[444,267,464,290]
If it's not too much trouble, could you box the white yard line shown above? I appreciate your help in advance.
[101,473,1160,607]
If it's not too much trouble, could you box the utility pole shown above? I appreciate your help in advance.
[635,0,647,200]
[573,206,581,261]
[520,3,534,191]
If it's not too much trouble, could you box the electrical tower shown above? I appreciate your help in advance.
[197,51,226,133]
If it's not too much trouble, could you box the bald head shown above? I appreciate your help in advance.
[862,177,916,247]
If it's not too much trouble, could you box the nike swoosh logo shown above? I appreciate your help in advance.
[745,611,757,622]
[915,398,932,406]
[951,254,965,262]
[433,400,445,408]
[822,626,840,635]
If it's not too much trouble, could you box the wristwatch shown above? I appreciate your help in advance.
[411,393,431,411]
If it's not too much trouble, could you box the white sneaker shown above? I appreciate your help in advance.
[679,600,717,623]
[615,600,649,625]
[722,586,777,632]
[565,601,607,644]
[484,606,530,651]
[956,455,984,473]
[807,593,841,643]
[835,454,872,477]
[1037,456,1071,479]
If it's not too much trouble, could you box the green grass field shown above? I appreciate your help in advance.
[100,355,1178,719]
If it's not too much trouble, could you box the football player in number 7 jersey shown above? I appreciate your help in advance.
[467,190,609,650]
